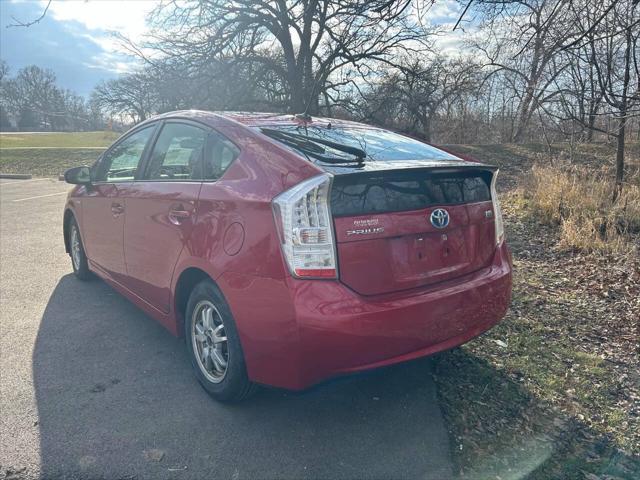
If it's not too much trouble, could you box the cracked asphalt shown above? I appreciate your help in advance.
[0,177,453,480]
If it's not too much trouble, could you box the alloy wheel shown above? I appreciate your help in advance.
[70,225,82,271]
[191,300,229,383]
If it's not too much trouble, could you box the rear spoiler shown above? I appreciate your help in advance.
[320,158,496,176]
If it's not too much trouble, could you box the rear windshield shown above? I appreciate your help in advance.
[331,169,492,217]
[262,125,459,162]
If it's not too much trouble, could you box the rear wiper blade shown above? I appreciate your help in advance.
[261,128,366,164]
[261,128,325,154]
[277,129,367,159]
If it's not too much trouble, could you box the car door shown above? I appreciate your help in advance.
[81,125,156,283]
[119,120,209,313]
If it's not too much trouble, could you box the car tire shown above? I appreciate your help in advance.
[69,217,92,281]
[185,280,257,402]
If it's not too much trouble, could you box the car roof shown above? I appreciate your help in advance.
[139,110,490,176]
[147,110,378,130]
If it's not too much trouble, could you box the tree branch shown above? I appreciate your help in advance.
[7,0,52,28]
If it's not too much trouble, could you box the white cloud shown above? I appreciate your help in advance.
[425,1,480,57]
[44,0,155,42]
[37,0,156,73]
[427,1,462,23]
[433,31,468,56]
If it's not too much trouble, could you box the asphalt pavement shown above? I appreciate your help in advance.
[0,178,453,480]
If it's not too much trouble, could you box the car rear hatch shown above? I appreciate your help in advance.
[330,165,498,296]
[258,124,501,293]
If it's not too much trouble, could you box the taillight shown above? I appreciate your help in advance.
[272,173,337,279]
[490,170,505,246]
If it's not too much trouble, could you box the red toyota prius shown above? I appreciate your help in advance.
[63,111,512,402]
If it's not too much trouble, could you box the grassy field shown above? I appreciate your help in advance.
[0,131,121,176]
[0,131,120,148]
[0,149,105,177]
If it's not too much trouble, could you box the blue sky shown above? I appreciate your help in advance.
[0,0,467,98]
[0,0,151,96]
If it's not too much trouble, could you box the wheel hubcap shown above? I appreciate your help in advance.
[191,301,228,383]
[71,226,81,270]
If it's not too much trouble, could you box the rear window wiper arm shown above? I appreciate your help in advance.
[261,128,366,164]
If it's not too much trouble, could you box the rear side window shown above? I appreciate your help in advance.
[144,123,207,181]
[203,131,240,180]
[142,124,240,181]
[331,169,492,217]
[95,126,154,182]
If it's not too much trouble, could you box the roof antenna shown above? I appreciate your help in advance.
[295,71,324,123]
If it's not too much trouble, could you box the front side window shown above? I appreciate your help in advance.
[95,126,155,182]
[144,123,207,181]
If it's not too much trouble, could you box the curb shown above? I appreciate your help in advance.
[0,173,33,179]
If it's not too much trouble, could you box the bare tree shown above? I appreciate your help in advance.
[6,0,52,28]
[549,0,639,195]
[91,72,157,124]
[544,43,604,143]
[574,50,603,142]
[3,65,58,129]
[126,0,433,114]
[359,56,481,142]
[471,0,577,142]
[0,61,10,130]
[583,0,639,197]
[0,60,8,82]
[0,64,93,131]
[150,52,290,112]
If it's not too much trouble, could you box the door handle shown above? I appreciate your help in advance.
[168,204,192,225]
[111,202,124,217]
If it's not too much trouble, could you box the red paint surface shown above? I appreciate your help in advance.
[119,181,202,313]
[334,201,497,296]
[64,111,512,390]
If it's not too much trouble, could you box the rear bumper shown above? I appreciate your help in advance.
[220,242,512,390]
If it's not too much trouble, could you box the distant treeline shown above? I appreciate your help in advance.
[0,62,104,132]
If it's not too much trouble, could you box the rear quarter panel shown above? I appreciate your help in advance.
[169,123,321,326]
[167,124,325,384]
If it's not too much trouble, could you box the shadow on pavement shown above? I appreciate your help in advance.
[34,274,453,480]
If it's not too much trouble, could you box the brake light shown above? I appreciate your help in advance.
[272,173,337,279]
[490,170,505,245]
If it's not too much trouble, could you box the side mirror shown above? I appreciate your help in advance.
[64,166,91,185]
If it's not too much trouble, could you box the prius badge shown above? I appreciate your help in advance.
[346,217,384,236]
[430,209,449,229]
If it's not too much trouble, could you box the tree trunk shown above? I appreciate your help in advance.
[586,113,596,142]
[289,76,305,113]
[513,86,534,143]
[421,112,432,142]
[288,62,317,114]
[302,53,319,114]
[613,22,632,202]
[513,16,543,144]
[614,119,625,201]
[323,91,332,117]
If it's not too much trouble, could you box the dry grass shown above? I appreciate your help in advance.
[526,164,640,255]
[437,142,640,479]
